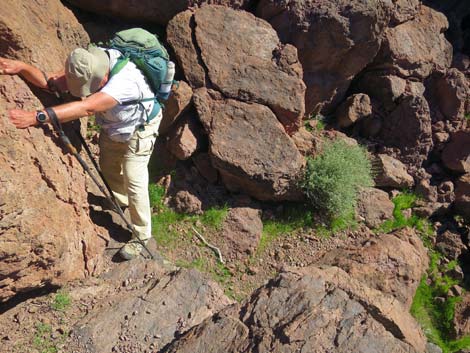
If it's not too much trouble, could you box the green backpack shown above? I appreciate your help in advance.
[107,28,174,121]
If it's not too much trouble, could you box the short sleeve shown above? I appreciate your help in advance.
[100,74,140,104]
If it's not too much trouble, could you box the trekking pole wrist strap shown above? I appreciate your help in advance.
[45,107,62,132]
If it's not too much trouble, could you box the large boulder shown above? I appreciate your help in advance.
[68,261,233,353]
[0,0,106,303]
[356,187,394,228]
[219,207,263,261]
[373,154,415,189]
[317,228,428,309]
[159,81,193,136]
[427,69,470,122]
[441,131,470,173]
[65,0,253,26]
[257,0,390,114]
[373,5,453,79]
[379,94,433,166]
[168,5,306,133]
[193,88,305,201]
[164,265,426,353]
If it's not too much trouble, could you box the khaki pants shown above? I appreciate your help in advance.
[98,113,161,241]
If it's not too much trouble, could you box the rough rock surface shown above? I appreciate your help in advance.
[318,228,428,309]
[194,88,305,201]
[356,187,394,228]
[69,260,233,353]
[454,293,470,339]
[0,0,106,303]
[455,173,470,221]
[374,5,453,79]
[257,0,390,114]
[373,154,415,188]
[441,131,470,173]
[336,93,372,129]
[219,207,263,260]
[166,113,204,160]
[159,81,193,136]
[164,265,426,353]
[354,74,408,113]
[428,69,470,121]
[168,5,306,133]
[65,0,253,26]
[379,94,433,166]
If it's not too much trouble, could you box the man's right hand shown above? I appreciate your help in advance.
[0,57,25,75]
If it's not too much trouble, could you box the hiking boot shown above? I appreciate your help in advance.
[119,238,148,260]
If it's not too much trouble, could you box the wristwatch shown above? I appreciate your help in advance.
[36,110,48,124]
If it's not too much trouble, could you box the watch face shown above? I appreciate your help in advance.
[36,111,47,123]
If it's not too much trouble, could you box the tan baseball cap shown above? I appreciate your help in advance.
[65,47,110,97]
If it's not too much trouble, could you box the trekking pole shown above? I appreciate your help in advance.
[44,107,155,259]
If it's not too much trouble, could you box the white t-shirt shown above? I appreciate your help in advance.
[96,49,161,142]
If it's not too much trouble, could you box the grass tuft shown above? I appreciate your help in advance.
[51,290,71,312]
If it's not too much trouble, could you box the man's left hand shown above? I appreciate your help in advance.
[9,109,37,129]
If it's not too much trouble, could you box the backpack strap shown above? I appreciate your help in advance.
[108,53,161,124]
[121,97,161,124]
[109,56,129,77]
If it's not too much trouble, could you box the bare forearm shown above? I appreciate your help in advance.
[18,62,48,89]
[9,91,117,129]
[46,101,93,124]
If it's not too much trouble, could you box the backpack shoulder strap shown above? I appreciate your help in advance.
[109,56,130,78]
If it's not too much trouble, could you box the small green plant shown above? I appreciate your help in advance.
[465,113,470,121]
[200,205,229,230]
[86,115,100,138]
[33,322,65,353]
[149,183,166,210]
[305,114,326,132]
[51,290,71,312]
[377,192,433,242]
[300,139,373,222]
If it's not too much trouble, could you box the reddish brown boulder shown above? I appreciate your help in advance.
[0,0,106,303]
[454,293,470,339]
[257,0,390,114]
[429,69,470,121]
[318,228,428,309]
[336,93,372,128]
[168,6,306,133]
[166,113,203,160]
[354,74,407,113]
[379,95,433,166]
[356,187,394,228]
[219,207,263,260]
[159,81,193,135]
[374,6,452,79]
[373,154,415,189]
[164,265,426,353]
[441,131,470,173]
[193,88,305,201]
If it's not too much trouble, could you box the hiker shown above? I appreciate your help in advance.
[0,45,163,260]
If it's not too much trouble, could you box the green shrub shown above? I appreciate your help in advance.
[300,139,373,221]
